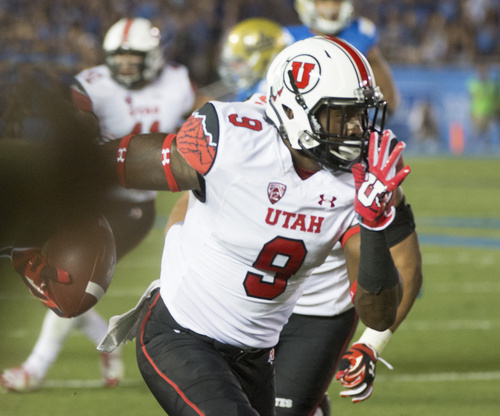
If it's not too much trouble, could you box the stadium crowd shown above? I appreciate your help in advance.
[0,0,498,88]
[0,0,499,144]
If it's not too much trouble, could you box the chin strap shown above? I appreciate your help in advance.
[287,70,309,110]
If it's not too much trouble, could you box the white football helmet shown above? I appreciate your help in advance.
[295,0,354,34]
[218,18,290,91]
[266,36,386,172]
[103,18,164,89]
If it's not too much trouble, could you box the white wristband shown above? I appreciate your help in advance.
[357,327,392,355]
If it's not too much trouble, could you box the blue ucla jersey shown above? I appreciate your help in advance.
[284,17,378,56]
[236,78,268,101]
[235,18,379,103]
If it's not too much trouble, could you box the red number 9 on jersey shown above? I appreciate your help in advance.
[244,237,307,299]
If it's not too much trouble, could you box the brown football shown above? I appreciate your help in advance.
[43,213,116,317]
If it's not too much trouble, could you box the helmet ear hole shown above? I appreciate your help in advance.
[283,105,294,120]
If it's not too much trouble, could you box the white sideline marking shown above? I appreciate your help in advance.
[3,320,500,339]
[424,282,500,293]
[401,319,500,331]
[5,275,500,300]
[39,372,500,389]
[3,280,500,300]
[423,252,499,266]
[377,371,500,383]
[43,379,142,389]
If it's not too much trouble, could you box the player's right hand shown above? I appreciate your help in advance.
[11,247,70,316]
[352,130,410,231]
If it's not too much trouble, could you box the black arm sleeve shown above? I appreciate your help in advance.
[357,227,399,294]
[386,196,416,247]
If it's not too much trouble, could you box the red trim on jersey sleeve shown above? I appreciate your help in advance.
[176,112,217,176]
[71,88,93,113]
[340,225,360,249]
[117,134,133,188]
[161,134,181,192]
[349,279,358,304]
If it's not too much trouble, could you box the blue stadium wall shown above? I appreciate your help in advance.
[389,66,499,156]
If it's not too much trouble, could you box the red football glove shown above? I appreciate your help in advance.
[335,343,378,403]
[11,247,71,317]
[352,130,410,230]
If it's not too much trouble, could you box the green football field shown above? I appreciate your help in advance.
[1,157,500,415]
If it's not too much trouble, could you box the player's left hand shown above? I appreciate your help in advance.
[335,342,378,403]
[352,130,410,231]
[11,247,70,316]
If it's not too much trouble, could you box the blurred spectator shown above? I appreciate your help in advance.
[467,63,497,150]
[413,12,449,65]
[474,12,499,59]
[408,98,441,153]
[495,70,500,120]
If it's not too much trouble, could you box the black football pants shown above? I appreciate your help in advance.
[274,308,358,415]
[136,291,276,416]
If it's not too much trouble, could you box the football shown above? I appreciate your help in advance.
[43,213,116,317]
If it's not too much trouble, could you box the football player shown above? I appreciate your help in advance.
[194,17,290,103]
[276,3,421,414]
[0,17,196,392]
[166,14,422,416]
[95,36,410,416]
[288,0,399,114]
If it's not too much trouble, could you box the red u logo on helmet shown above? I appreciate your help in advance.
[291,61,316,89]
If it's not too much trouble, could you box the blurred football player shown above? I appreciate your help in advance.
[94,36,410,416]
[195,17,290,103]
[0,17,196,392]
[166,13,422,416]
[275,2,420,414]
[218,17,290,100]
[0,73,105,248]
[289,0,399,114]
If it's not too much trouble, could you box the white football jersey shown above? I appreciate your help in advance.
[160,100,358,349]
[72,63,195,202]
[292,243,353,317]
[246,94,355,318]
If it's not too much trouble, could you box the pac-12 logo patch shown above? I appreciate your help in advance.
[268,182,286,204]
